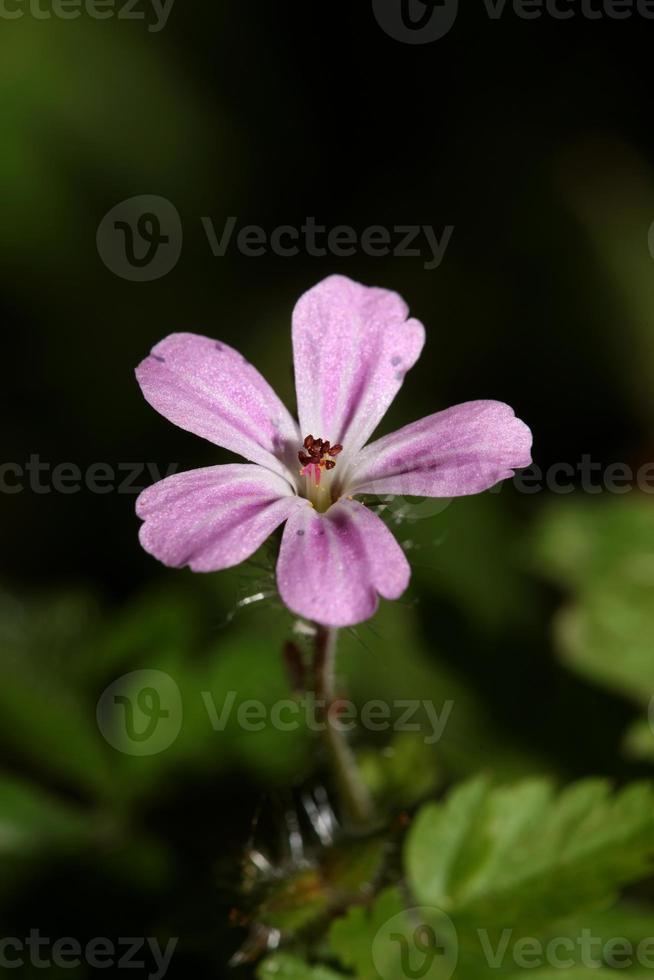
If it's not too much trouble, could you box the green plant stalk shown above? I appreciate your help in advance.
[313,624,374,829]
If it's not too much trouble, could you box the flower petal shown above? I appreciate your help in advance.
[136,333,300,480]
[137,464,302,572]
[348,400,532,497]
[276,498,411,628]
[292,276,425,460]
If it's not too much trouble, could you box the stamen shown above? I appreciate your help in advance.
[298,434,343,487]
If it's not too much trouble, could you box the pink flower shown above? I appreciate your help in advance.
[135,275,532,628]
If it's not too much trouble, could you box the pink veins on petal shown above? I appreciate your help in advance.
[134,274,533,628]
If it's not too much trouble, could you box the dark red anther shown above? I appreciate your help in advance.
[298,434,343,478]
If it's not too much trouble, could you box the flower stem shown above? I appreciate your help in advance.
[313,624,374,829]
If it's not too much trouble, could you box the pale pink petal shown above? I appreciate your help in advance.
[347,400,532,497]
[136,333,300,480]
[276,499,411,627]
[292,276,425,461]
[136,464,302,572]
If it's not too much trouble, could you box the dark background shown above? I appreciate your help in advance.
[3,1,654,976]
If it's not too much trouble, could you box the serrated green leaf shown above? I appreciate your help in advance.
[328,884,654,980]
[329,887,406,979]
[329,886,460,980]
[406,777,654,933]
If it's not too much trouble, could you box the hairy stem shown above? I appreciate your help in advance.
[313,625,374,829]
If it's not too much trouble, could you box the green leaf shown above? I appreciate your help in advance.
[357,732,442,812]
[623,717,654,762]
[257,953,345,979]
[533,496,654,595]
[0,589,115,797]
[328,885,654,980]
[555,568,654,707]
[532,498,654,710]
[406,777,654,934]
[556,900,654,955]
[249,836,389,940]
[0,670,114,798]
[329,887,459,980]
[329,887,406,979]
[0,772,90,856]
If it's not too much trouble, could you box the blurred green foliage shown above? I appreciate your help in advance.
[4,469,654,976]
[3,3,654,978]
